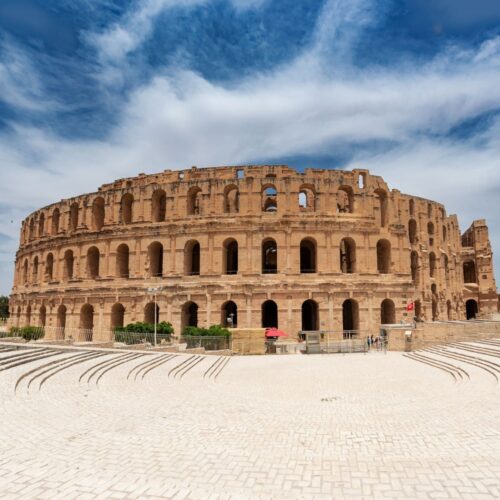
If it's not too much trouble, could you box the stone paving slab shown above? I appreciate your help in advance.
[0,344,499,498]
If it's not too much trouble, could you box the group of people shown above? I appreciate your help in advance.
[366,334,385,351]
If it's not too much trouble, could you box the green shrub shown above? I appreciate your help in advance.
[182,324,231,337]
[114,321,173,345]
[115,321,174,335]
[9,326,44,341]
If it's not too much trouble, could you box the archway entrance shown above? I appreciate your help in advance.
[261,300,278,328]
[224,240,238,274]
[182,302,198,331]
[57,304,66,339]
[111,303,125,329]
[79,304,94,341]
[466,299,478,320]
[221,301,237,327]
[301,300,318,331]
[414,300,422,321]
[144,302,160,324]
[342,299,359,337]
[300,239,316,273]
[380,299,395,324]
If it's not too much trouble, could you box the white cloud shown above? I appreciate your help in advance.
[0,39,60,112]
[0,1,499,294]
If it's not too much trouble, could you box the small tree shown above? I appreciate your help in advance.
[0,296,9,318]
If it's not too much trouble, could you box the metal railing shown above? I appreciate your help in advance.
[300,331,368,354]
[114,331,172,345]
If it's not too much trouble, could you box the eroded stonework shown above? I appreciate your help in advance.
[9,165,497,340]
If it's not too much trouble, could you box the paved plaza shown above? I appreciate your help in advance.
[0,342,499,499]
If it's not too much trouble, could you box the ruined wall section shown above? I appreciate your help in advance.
[461,220,497,316]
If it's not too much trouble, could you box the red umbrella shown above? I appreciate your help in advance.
[265,328,288,338]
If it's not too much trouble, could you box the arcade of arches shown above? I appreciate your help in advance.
[10,165,498,339]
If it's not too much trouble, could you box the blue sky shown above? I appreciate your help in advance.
[0,0,500,295]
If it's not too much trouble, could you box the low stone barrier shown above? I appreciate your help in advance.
[385,320,500,351]
[230,328,266,355]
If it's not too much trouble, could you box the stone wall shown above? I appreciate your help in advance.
[9,165,497,342]
[385,320,500,351]
[230,328,267,355]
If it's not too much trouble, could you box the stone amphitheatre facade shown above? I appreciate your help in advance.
[9,165,498,341]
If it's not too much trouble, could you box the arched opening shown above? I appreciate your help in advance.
[224,185,239,213]
[380,299,395,324]
[181,301,198,330]
[32,256,39,283]
[340,237,356,273]
[466,299,478,320]
[261,300,278,328]
[116,244,130,278]
[221,301,237,327]
[410,251,419,284]
[300,238,316,273]
[408,219,417,244]
[223,239,238,275]
[262,239,278,274]
[376,239,391,274]
[70,202,79,231]
[342,299,359,336]
[374,189,388,227]
[185,240,200,275]
[51,208,60,235]
[64,250,74,280]
[447,300,452,320]
[442,225,447,242]
[414,300,422,320]
[337,186,353,213]
[29,218,35,240]
[428,221,434,246]
[39,305,46,327]
[121,193,134,224]
[87,246,100,279]
[46,253,54,281]
[187,187,202,215]
[152,189,167,222]
[80,304,94,338]
[92,197,105,231]
[148,242,163,277]
[301,300,318,331]
[429,252,436,278]
[38,213,45,237]
[111,303,125,329]
[409,199,415,216]
[23,259,28,284]
[144,302,160,324]
[432,298,438,321]
[443,254,449,282]
[26,305,31,326]
[463,261,477,283]
[299,186,315,211]
[57,304,66,338]
[262,185,277,212]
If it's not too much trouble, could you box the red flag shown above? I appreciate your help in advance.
[406,302,414,312]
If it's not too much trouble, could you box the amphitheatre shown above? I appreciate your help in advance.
[8,164,499,343]
[2,164,500,498]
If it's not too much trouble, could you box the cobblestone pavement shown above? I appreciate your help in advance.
[0,342,499,499]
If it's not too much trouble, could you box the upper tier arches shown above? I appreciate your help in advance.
[18,165,452,248]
